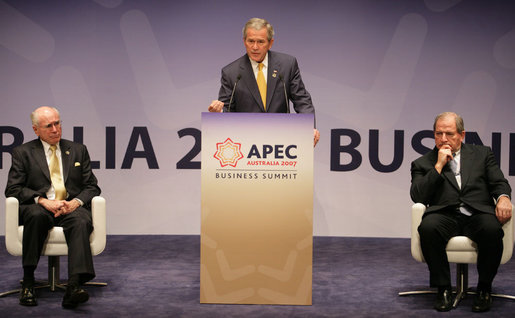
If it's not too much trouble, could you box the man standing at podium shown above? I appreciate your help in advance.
[208,18,320,146]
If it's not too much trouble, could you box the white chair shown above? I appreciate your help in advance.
[399,203,515,307]
[0,196,107,297]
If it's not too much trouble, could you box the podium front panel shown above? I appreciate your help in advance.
[200,112,314,305]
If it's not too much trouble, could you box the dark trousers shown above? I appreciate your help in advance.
[20,203,96,283]
[418,209,504,289]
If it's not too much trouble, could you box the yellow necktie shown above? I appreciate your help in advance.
[257,63,267,110]
[49,145,66,200]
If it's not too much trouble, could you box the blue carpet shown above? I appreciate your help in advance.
[1,235,514,317]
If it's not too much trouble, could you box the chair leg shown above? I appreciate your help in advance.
[84,281,108,287]
[47,256,107,289]
[491,292,515,300]
[0,256,65,297]
[398,289,436,296]
[48,256,67,291]
[453,263,515,303]
[0,256,106,298]
[399,263,471,302]
[0,285,22,297]
[453,263,469,307]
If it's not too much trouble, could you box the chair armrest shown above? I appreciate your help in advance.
[500,204,514,264]
[90,196,106,255]
[5,197,22,256]
[410,203,426,262]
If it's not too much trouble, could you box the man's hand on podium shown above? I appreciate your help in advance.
[208,100,224,112]
[314,129,320,147]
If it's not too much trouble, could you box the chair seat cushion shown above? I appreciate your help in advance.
[18,226,67,244]
[445,236,479,263]
[17,225,69,255]
[446,236,477,251]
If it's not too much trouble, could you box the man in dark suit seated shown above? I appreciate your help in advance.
[5,106,101,309]
[410,112,512,312]
[208,17,320,146]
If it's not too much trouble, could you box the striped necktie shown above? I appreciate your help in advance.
[49,145,66,200]
[449,154,459,177]
[449,153,472,215]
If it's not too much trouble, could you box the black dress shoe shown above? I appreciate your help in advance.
[472,290,492,312]
[19,286,37,306]
[62,285,89,309]
[434,288,453,312]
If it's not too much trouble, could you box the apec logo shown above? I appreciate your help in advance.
[213,138,298,168]
[213,138,244,167]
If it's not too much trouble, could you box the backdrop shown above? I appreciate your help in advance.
[1,0,514,237]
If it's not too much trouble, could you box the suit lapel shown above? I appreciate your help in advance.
[266,51,281,111]
[32,141,51,182]
[442,166,460,191]
[240,56,265,111]
[60,140,71,182]
[459,143,473,189]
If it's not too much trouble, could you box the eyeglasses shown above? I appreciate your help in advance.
[41,120,62,129]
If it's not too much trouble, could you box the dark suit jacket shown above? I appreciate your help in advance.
[218,50,315,116]
[410,143,511,216]
[5,138,101,208]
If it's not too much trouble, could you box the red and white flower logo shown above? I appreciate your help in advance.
[213,138,244,167]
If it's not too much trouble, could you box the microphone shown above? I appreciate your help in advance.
[227,74,241,113]
[279,74,290,113]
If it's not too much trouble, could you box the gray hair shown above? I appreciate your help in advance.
[243,18,274,41]
[31,106,60,126]
[433,112,465,134]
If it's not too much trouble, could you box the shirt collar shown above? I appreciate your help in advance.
[249,52,269,70]
[40,139,60,154]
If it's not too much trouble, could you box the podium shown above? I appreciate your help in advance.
[200,112,314,305]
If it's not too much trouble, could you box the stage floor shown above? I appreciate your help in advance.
[1,235,514,317]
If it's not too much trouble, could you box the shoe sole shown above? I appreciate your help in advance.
[62,291,89,309]
[472,306,491,313]
[71,291,89,304]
